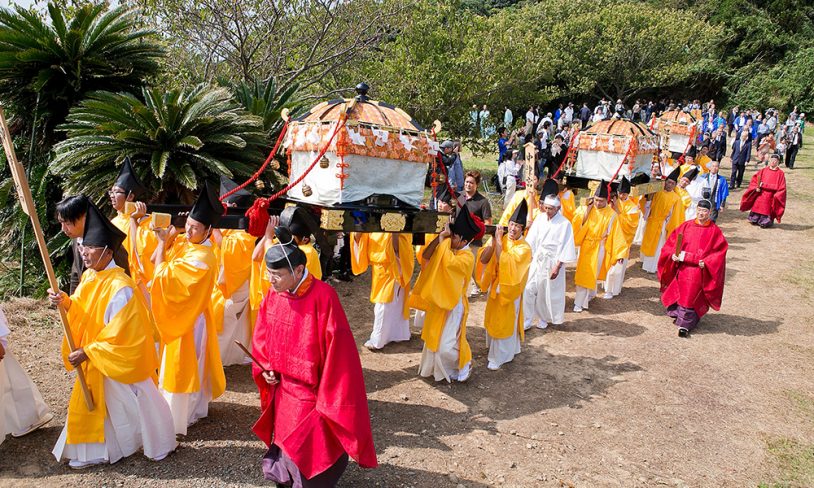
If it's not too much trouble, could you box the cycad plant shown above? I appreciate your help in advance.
[51,85,269,202]
[231,78,303,136]
[0,3,163,138]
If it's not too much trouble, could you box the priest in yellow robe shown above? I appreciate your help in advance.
[696,144,714,172]
[108,157,145,234]
[351,231,415,350]
[211,177,256,366]
[678,148,707,178]
[476,200,532,370]
[499,174,540,227]
[0,306,52,447]
[151,183,226,435]
[415,210,483,382]
[48,202,176,468]
[107,159,157,299]
[409,187,454,332]
[603,177,641,298]
[640,167,685,273]
[572,182,627,312]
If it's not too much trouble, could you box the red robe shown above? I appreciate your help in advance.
[658,219,728,318]
[251,273,377,478]
[739,167,787,222]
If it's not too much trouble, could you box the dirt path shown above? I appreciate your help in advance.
[2,145,814,487]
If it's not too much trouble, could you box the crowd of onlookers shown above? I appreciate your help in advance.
[465,98,806,198]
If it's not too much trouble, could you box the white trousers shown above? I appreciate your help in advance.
[217,282,252,366]
[604,258,627,297]
[574,286,598,309]
[160,314,212,436]
[52,377,177,464]
[1,348,51,444]
[641,224,667,273]
[367,283,411,349]
[523,255,567,328]
[419,300,471,383]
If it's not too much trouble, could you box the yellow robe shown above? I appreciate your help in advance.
[130,218,159,288]
[61,266,158,444]
[211,230,256,334]
[413,239,473,369]
[615,197,641,247]
[679,163,707,178]
[573,205,628,289]
[249,238,274,330]
[351,233,415,318]
[408,233,437,313]
[676,187,692,213]
[151,237,225,400]
[499,190,539,227]
[640,189,685,257]
[475,236,532,340]
[299,242,322,280]
[559,189,576,223]
[111,213,158,289]
[697,155,713,172]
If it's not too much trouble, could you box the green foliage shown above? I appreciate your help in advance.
[548,2,718,100]
[229,78,304,136]
[50,85,268,203]
[356,0,554,137]
[0,3,164,138]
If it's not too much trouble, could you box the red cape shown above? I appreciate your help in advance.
[739,167,786,222]
[658,219,728,318]
[251,275,378,478]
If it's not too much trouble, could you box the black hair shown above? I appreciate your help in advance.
[289,221,310,240]
[56,195,89,223]
[497,126,506,136]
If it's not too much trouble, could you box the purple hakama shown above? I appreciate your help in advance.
[666,304,700,330]
[263,444,349,488]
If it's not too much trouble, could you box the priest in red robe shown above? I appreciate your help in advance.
[658,200,728,337]
[251,227,377,487]
[740,152,787,228]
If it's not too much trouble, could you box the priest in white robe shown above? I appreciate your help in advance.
[523,194,577,329]
[0,307,52,446]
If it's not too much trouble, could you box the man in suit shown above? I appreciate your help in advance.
[786,126,802,169]
[711,127,727,163]
[730,131,751,189]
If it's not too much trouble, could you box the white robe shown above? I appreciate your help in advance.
[603,258,627,297]
[0,309,51,445]
[51,281,177,464]
[418,298,471,383]
[683,179,706,220]
[523,212,577,327]
[217,280,252,366]
[368,283,411,349]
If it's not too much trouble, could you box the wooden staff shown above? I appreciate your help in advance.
[0,107,94,410]
[674,233,684,257]
[234,340,270,373]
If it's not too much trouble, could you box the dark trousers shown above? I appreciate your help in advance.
[786,145,799,169]
[730,163,746,188]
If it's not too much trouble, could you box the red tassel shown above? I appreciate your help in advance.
[472,214,486,242]
[246,197,270,237]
